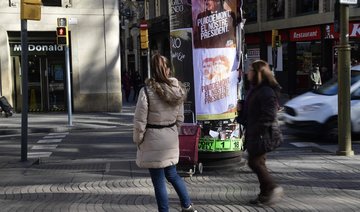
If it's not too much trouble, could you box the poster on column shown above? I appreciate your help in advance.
[169,0,192,29]
[170,29,195,108]
[169,0,195,119]
[192,0,237,49]
[193,48,238,120]
[192,0,238,120]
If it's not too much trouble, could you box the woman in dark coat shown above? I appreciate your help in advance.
[240,60,283,205]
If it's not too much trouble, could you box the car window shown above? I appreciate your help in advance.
[315,75,360,96]
[352,87,360,100]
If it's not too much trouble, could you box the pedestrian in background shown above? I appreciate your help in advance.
[309,64,322,90]
[132,71,143,102]
[121,71,132,102]
[133,53,197,212]
[239,60,284,206]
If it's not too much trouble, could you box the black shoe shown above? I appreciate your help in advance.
[250,187,284,206]
[249,197,260,205]
[249,194,269,205]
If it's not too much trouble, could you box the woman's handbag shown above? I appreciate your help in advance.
[247,121,283,155]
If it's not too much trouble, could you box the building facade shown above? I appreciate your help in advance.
[121,0,360,97]
[244,0,360,96]
[0,0,122,112]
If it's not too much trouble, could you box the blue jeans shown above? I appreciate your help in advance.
[149,165,191,212]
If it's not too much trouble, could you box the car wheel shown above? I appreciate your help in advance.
[324,118,338,142]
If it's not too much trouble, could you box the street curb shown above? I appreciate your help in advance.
[0,124,134,136]
[0,127,70,135]
[4,158,40,168]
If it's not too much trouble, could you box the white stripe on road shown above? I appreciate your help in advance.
[44,135,67,139]
[48,132,69,136]
[37,139,62,143]
[31,145,58,150]
[290,142,320,148]
[28,152,52,158]
[28,132,69,158]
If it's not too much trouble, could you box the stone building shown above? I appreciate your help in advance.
[0,0,122,112]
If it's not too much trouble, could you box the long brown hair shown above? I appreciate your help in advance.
[150,53,172,86]
[249,60,281,99]
[250,60,279,88]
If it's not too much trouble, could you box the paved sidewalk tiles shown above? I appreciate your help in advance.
[1,148,360,211]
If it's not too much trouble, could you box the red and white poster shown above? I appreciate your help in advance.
[193,48,238,120]
[192,0,238,120]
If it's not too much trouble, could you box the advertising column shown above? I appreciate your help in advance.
[169,1,195,122]
[192,1,242,157]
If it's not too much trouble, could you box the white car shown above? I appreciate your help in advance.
[283,67,360,140]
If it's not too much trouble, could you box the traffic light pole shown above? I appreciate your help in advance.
[65,45,73,126]
[147,48,150,78]
[272,48,278,72]
[21,19,29,162]
[336,3,353,156]
[20,0,42,162]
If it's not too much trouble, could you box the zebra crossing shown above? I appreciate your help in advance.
[28,132,69,159]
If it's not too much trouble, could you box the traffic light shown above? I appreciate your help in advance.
[140,29,149,49]
[275,35,281,47]
[140,21,149,49]
[21,0,42,20]
[56,18,68,46]
[271,29,278,48]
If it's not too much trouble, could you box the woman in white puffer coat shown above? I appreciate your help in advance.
[133,53,197,212]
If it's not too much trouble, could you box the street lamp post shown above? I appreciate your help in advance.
[336,2,354,156]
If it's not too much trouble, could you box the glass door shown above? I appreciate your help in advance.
[46,59,66,111]
[28,56,43,111]
[13,56,66,112]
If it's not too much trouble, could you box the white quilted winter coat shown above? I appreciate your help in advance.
[133,77,186,168]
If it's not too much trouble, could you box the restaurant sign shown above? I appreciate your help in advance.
[289,27,321,41]
[10,43,64,55]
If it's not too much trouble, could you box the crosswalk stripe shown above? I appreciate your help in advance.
[290,142,320,148]
[31,145,58,150]
[44,135,67,139]
[28,152,52,158]
[37,139,62,143]
[48,132,69,136]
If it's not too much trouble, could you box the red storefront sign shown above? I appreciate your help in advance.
[324,22,360,39]
[289,27,321,41]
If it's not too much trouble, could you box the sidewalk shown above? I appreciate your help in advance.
[1,101,360,211]
[0,103,137,136]
[0,93,291,136]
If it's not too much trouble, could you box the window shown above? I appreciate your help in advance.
[267,0,284,20]
[351,86,360,100]
[42,0,62,7]
[296,0,319,15]
[243,0,257,23]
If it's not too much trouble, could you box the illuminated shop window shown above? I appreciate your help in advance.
[267,0,284,20]
[296,0,319,15]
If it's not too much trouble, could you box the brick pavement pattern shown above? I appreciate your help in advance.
[1,150,360,211]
